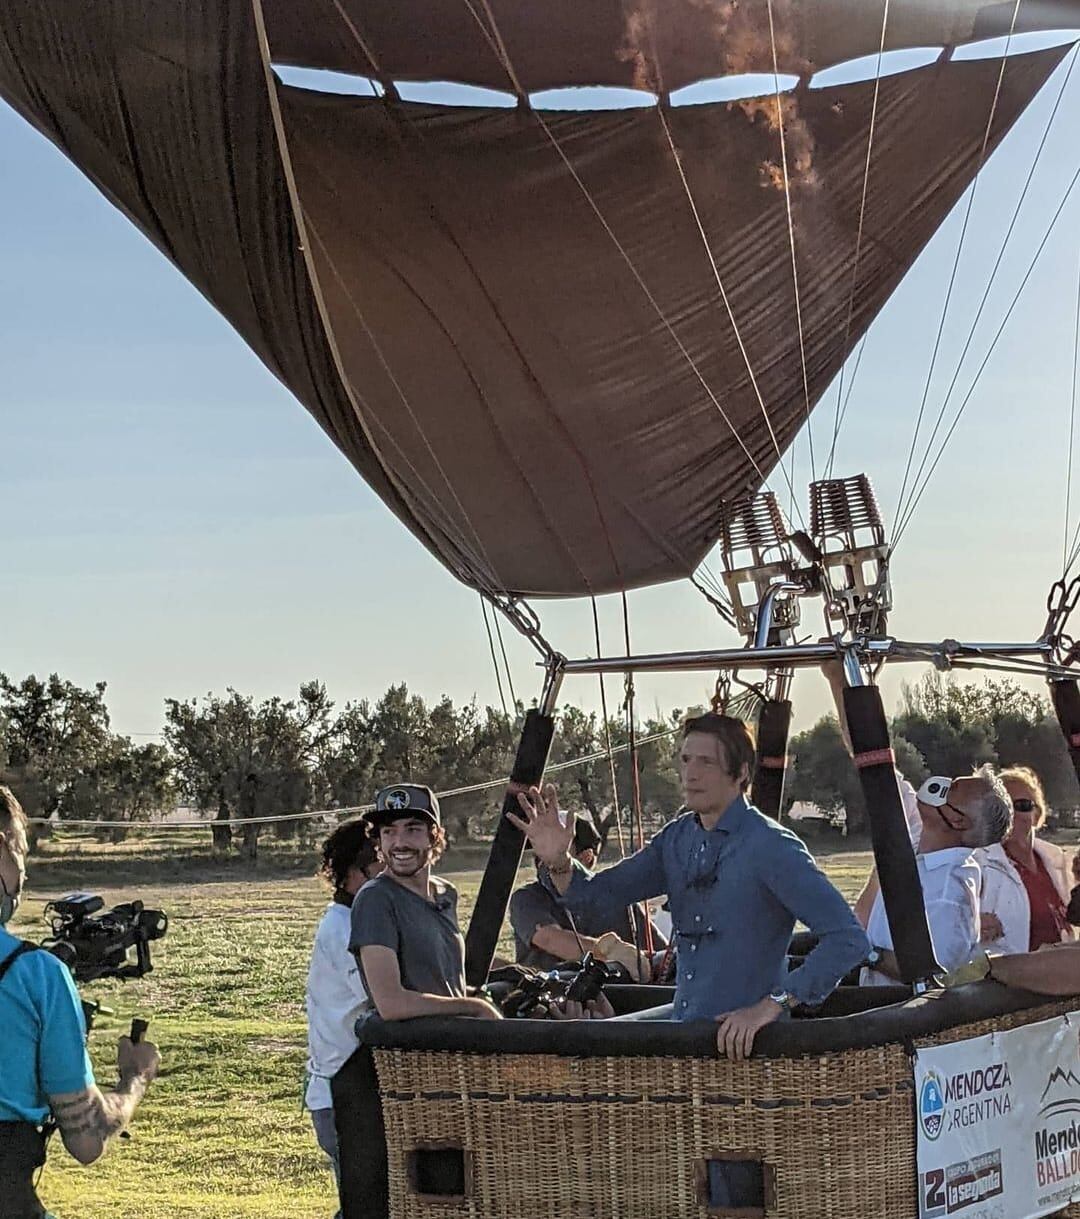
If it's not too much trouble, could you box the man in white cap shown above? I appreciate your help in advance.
[861,767,1012,985]
[350,784,501,1022]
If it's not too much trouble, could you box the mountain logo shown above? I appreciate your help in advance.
[1039,1065,1080,1123]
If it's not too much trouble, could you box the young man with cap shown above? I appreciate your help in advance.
[509,812,665,976]
[350,784,501,1022]
[861,766,1012,985]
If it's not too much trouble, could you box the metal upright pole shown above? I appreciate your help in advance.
[1050,678,1080,785]
[464,662,563,988]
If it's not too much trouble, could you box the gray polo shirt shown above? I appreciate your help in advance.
[349,873,465,1003]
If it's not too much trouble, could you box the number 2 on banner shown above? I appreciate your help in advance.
[923,1167,946,1216]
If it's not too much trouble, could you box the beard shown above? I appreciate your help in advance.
[384,847,431,878]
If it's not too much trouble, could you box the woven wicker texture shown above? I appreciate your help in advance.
[374,1000,1080,1219]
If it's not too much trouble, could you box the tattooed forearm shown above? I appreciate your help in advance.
[49,1078,147,1162]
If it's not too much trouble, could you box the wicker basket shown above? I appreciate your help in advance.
[372,999,1080,1219]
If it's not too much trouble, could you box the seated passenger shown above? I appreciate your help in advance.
[998,766,1075,949]
[1065,849,1080,927]
[861,766,1012,985]
[350,784,501,1022]
[509,812,665,978]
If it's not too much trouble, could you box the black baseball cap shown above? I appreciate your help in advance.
[370,784,441,828]
[572,815,602,854]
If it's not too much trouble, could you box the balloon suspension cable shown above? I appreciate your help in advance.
[894,42,1080,552]
[766,0,815,484]
[892,0,1023,538]
[465,0,788,518]
[480,594,512,737]
[890,153,1080,555]
[655,103,805,528]
[592,597,627,858]
[621,592,654,968]
[486,592,558,664]
[825,0,890,480]
[1063,236,1080,577]
[491,608,518,711]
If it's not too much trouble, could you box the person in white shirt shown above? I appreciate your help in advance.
[974,768,1078,955]
[862,765,1012,986]
[305,816,384,1218]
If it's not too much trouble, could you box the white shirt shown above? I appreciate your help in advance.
[861,847,980,986]
[977,838,1075,949]
[305,902,368,1110]
[975,843,1030,956]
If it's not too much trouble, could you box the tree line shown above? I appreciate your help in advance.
[1,670,1076,858]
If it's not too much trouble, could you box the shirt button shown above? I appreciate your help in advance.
[686,972,694,981]
[699,844,705,852]
[680,1000,688,1008]
[690,944,697,953]
[695,915,701,923]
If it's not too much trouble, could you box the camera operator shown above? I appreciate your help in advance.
[510,813,665,978]
[0,785,160,1219]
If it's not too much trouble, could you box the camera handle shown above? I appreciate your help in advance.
[119,1018,150,1142]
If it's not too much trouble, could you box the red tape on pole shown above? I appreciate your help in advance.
[759,755,789,770]
[853,747,896,769]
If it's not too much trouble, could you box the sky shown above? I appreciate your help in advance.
[2,30,1080,749]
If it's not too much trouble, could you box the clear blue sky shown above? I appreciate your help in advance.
[2,32,1079,745]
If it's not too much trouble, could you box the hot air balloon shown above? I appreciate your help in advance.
[5,2,1080,1216]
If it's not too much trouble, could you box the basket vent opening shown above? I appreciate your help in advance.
[696,1154,775,1217]
[407,1144,470,1201]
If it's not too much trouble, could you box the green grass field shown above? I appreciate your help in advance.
[9,840,879,1219]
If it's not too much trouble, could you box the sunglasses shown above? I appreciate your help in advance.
[1012,798,1036,814]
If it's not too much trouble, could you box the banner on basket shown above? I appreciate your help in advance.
[915,1011,1080,1218]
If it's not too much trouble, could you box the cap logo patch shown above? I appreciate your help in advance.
[385,788,412,811]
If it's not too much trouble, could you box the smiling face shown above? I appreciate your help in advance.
[679,731,747,820]
[378,817,437,879]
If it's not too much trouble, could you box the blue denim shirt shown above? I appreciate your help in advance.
[561,795,868,1020]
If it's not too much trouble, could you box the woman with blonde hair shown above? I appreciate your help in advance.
[988,766,1075,950]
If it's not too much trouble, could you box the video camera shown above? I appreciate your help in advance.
[40,892,168,984]
[499,952,620,1019]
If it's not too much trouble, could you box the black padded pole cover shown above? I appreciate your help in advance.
[843,685,940,984]
[1051,679,1080,780]
[333,1046,389,1219]
[752,698,792,819]
[464,708,555,987]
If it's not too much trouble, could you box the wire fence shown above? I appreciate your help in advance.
[26,726,681,833]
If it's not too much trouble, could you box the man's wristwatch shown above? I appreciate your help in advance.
[768,990,798,1012]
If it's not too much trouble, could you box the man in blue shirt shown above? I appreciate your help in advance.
[0,785,160,1218]
[508,713,869,1059]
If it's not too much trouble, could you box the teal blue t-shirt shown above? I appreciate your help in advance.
[0,926,95,1123]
